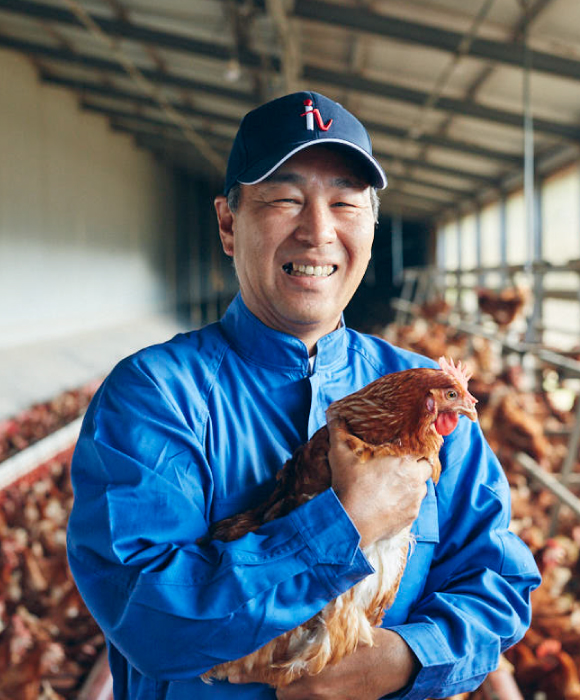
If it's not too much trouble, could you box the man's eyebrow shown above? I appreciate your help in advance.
[332,176,368,189]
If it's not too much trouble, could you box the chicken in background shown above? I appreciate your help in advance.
[383,315,580,700]
[476,286,529,329]
[420,296,451,320]
[0,381,100,463]
[383,316,471,370]
[536,645,580,700]
[0,456,106,699]
[507,635,580,700]
[201,357,478,687]
[490,392,553,468]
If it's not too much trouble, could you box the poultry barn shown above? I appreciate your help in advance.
[2,0,580,698]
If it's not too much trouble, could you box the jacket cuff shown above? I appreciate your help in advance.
[385,622,455,699]
[289,488,374,597]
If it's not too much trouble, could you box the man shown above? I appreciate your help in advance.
[67,92,540,700]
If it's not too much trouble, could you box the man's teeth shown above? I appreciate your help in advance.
[285,263,336,277]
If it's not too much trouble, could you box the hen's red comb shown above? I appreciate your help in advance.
[438,356,472,391]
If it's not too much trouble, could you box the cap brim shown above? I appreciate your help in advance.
[238,139,387,190]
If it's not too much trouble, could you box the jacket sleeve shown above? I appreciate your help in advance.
[386,416,541,699]
[66,358,373,681]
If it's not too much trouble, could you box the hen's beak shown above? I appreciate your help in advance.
[458,393,478,422]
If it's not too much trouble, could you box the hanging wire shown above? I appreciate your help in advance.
[520,0,544,346]
[386,0,496,221]
[63,0,227,175]
[397,0,497,152]
[265,0,302,94]
[522,0,536,274]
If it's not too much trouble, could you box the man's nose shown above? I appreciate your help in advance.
[294,200,337,246]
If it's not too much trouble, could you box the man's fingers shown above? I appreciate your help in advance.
[326,414,347,431]
[326,416,351,446]
[417,457,435,484]
[227,671,259,685]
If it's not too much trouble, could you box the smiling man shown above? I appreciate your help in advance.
[214,146,376,350]
[67,92,539,700]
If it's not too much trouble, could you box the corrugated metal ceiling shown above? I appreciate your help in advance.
[1,0,579,221]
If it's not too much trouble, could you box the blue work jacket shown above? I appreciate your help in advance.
[67,293,540,699]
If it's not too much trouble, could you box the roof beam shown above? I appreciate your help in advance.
[41,73,522,165]
[362,119,522,165]
[0,0,266,67]
[432,139,580,221]
[375,149,499,185]
[303,65,580,141]
[96,103,465,204]
[2,1,580,140]
[385,189,452,207]
[115,122,230,152]
[426,0,557,162]
[6,33,578,143]
[293,0,580,83]
[76,92,500,186]
[265,0,302,93]
[75,95,474,182]
[131,132,231,177]
[386,174,471,198]
[382,191,441,212]
[42,73,244,128]
[0,35,255,103]
[82,100,234,146]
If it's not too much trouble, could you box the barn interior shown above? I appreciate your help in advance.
[1,1,580,698]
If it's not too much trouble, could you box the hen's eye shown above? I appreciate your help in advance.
[446,389,458,400]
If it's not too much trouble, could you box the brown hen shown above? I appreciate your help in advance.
[202,357,478,687]
[477,286,528,328]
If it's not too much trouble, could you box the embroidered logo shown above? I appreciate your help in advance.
[301,99,332,131]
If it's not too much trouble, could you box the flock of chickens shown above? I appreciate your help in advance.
[0,450,105,699]
[0,384,104,700]
[1,285,579,698]
[383,286,580,699]
[0,384,99,464]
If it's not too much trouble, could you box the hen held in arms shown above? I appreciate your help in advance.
[200,357,478,687]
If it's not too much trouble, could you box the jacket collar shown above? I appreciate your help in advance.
[220,293,349,373]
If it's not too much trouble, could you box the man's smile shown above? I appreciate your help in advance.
[282,263,337,277]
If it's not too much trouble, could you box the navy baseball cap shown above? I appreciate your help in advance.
[224,91,387,195]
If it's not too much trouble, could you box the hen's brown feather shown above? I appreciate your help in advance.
[477,286,528,328]
[201,364,477,686]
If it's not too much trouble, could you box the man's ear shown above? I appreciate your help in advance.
[214,196,234,257]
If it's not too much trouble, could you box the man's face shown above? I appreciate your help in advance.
[215,146,376,345]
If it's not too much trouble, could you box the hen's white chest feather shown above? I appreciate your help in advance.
[356,528,413,609]
[288,527,413,674]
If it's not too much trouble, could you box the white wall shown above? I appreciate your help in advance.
[0,48,177,348]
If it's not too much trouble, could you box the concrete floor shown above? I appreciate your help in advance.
[0,315,189,420]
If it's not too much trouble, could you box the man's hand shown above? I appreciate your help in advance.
[328,418,432,549]
[227,629,419,698]
[275,628,419,700]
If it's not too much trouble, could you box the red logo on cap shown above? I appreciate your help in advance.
[301,99,332,131]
